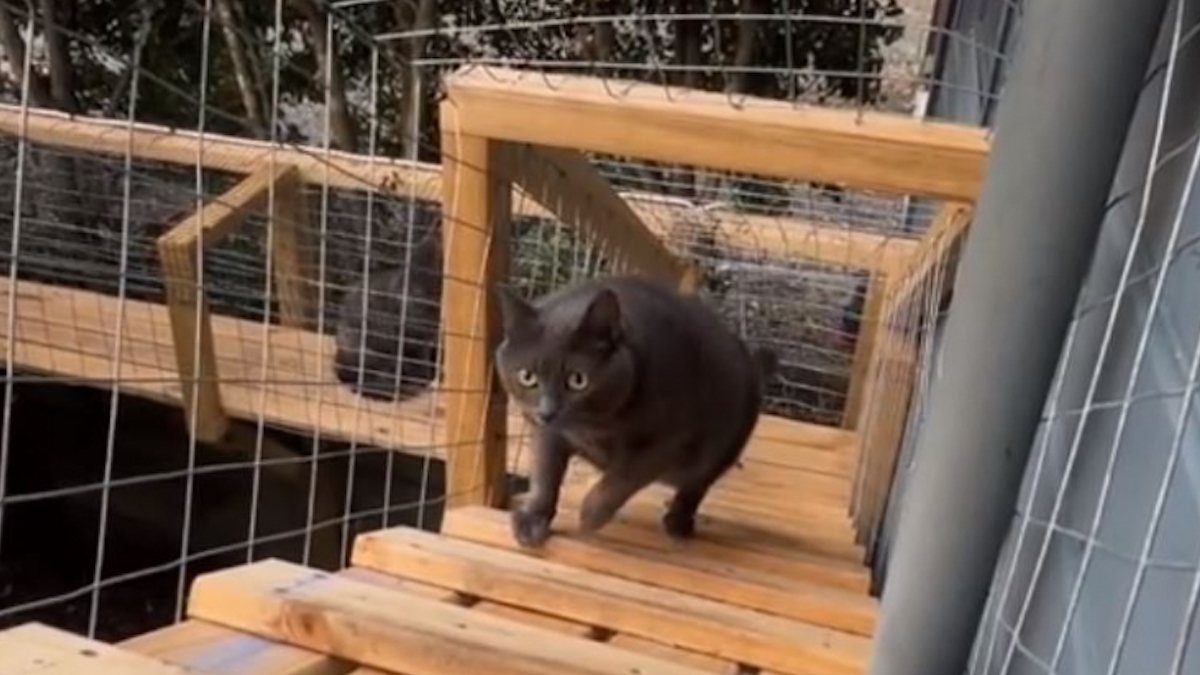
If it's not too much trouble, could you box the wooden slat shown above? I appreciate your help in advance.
[0,103,913,274]
[188,559,717,675]
[446,67,990,202]
[841,275,887,430]
[0,623,196,675]
[272,170,316,330]
[505,143,694,287]
[352,526,869,675]
[441,507,877,636]
[539,505,869,592]
[606,635,738,675]
[158,164,294,249]
[439,130,513,509]
[122,620,351,675]
[884,202,973,308]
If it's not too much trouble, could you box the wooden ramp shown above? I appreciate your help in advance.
[0,425,877,675]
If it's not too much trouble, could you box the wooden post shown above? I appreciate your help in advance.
[840,275,887,430]
[440,122,512,509]
[158,234,230,443]
[156,164,293,443]
[271,169,314,329]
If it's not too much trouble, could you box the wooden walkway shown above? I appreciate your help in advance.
[0,420,876,675]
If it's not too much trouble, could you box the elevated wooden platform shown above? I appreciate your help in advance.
[0,275,855,470]
[0,414,874,675]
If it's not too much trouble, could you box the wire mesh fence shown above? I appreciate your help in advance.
[966,1,1200,673]
[0,0,1003,649]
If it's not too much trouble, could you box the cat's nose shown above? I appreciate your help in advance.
[535,403,559,424]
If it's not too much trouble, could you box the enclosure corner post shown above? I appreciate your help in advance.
[868,1,1172,674]
[440,121,513,510]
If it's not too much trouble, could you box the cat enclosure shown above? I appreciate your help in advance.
[1,1,1193,675]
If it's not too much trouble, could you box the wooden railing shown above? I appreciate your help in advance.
[847,202,975,549]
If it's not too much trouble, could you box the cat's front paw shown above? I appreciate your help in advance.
[511,507,554,548]
[662,509,696,541]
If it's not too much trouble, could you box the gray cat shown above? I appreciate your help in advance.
[495,274,777,548]
[334,231,443,401]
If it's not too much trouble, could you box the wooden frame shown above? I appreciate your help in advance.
[0,103,911,274]
[444,67,991,202]
[156,162,311,442]
[439,131,514,509]
[503,142,696,287]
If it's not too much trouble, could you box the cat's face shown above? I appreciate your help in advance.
[494,286,636,429]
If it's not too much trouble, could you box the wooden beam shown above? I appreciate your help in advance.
[440,128,512,509]
[0,623,198,675]
[122,620,354,675]
[352,526,870,675]
[504,143,695,288]
[0,103,920,273]
[445,67,991,202]
[187,559,716,675]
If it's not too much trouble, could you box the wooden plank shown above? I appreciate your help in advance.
[546,502,869,592]
[439,130,513,509]
[0,103,913,274]
[188,559,718,675]
[353,527,869,675]
[553,501,862,566]
[445,67,991,202]
[122,620,351,675]
[441,507,877,636]
[606,635,737,675]
[505,142,694,287]
[0,623,198,675]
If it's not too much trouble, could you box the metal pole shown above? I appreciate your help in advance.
[867,2,1172,675]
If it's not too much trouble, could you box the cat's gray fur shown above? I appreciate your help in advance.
[334,232,443,401]
[495,274,777,547]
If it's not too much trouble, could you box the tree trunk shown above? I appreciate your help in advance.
[393,0,438,160]
[295,0,357,151]
[0,3,50,106]
[214,0,267,138]
[673,0,702,89]
[38,0,74,112]
[727,0,762,95]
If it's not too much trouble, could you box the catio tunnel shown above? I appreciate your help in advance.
[0,61,987,674]
[4,1,1198,674]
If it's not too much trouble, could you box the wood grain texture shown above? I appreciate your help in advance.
[352,526,869,675]
[445,67,991,201]
[188,559,717,675]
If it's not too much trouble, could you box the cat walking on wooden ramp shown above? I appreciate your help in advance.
[495,274,777,548]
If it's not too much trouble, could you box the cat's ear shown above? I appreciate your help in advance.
[494,284,538,335]
[575,288,622,346]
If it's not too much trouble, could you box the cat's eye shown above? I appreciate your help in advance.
[516,368,538,387]
[566,371,589,391]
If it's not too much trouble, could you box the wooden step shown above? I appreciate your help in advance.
[188,558,720,675]
[0,623,194,675]
[353,525,869,675]
[441,506,877,635]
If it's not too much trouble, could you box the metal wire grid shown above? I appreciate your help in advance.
[0,0,998,644]
[967,1,1200,673]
